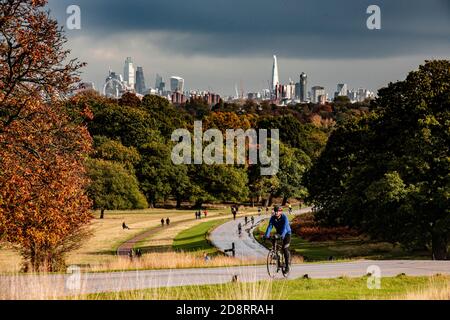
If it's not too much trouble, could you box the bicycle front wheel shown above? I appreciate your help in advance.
[267,250,280,278]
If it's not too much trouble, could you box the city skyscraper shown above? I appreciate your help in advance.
[170,76,184,92]
[312,86,326,104]
[335,83,348,98]
[155,74,163,90]
[271,55,279,92]
[299,72,307,102]
[135,66,146,94]
[123,57,135,88]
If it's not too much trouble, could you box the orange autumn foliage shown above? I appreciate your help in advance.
[0,0,92,272]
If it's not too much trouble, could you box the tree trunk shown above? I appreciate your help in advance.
[432,232,448,260]
[100,208,105,219]
[195,200,203,210]
[282,196,288,206]
[176,197,182,209]
[268,194,274,207]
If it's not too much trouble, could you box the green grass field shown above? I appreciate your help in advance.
[86,275,449,300]
[172,219,229,254]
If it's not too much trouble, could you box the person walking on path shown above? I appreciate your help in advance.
[244,216,248,225]
[122,222,130,230]
[128,249,134,261]
[166,218,170,226]
[161,218,165,227]
[251,216,255,226]
[204,210,208,218]
[258,207,261,216]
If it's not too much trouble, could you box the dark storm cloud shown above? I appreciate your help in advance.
[47,0,450,59]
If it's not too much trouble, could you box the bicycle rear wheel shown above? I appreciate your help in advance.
[267,250,280,278]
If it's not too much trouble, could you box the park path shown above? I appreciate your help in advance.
[209,207,311,260]
[116,212,244,256]
[116,216,204,255]
[116,209,261,256]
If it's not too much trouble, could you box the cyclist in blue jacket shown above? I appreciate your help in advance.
[263,206,292,272]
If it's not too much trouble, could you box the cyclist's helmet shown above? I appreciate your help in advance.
[273,205,282,213]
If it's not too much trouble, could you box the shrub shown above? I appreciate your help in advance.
[292,213,359,241]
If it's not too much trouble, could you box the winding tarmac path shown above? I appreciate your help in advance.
[209,207,311,260]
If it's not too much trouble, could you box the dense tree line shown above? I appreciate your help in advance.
[305,61,450,260]
[68,89,345,215]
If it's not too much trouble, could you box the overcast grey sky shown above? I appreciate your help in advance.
[47,0,450,96]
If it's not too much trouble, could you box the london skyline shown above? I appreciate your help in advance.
[47,0,450,96]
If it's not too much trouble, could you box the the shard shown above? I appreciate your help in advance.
[271,55,279,92]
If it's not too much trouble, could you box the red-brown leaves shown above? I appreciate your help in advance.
[0,0,92,272]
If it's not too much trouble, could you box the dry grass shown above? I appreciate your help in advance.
[0,208,237,273]
[0,243,22,273]
[67,209,205,266]
[0,264,278,300]
[134,215,230,251]
[88,251,263,272]
[0,272,85,300]
[394,275,450,300]
[89,278,282,300]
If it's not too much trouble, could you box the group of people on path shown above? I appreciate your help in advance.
[243,216,255,226]
[161,217,171,227]
[256,203,294,217]
[123,216,172,230]
[257,206,271,216]
[128,248,142,260]
[195,210,208,220]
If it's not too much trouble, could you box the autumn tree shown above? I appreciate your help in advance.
[0,0,92,271]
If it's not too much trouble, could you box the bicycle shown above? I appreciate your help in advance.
[266,234,290,278]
